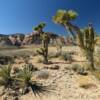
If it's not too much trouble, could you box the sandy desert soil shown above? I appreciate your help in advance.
[0,46,100,100]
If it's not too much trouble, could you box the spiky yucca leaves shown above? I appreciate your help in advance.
[16,65,51,96]
[0,64,14,90]
[37,33,50,64]
[34,22,46,33]
[53,9,84,48]
[53,10,78,24]
[16,65,33,94]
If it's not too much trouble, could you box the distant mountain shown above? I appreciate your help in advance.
[0,34,9,37]
[0,32,59,46]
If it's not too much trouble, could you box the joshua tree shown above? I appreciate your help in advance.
[53,10,96,70]
[34,22,46,33]
[53,10,84,48]
[81,24,96,70]
[53,10,78,39]
[34,22,50,64]
[37,33,50,64]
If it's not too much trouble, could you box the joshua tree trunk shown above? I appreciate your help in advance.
[86,50,95,70]
[64,24,76,39]
[65,22,96,71]
[43,41,48,64]
[66,22,85,49]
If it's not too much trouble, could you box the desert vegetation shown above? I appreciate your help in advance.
[0,9,100,100]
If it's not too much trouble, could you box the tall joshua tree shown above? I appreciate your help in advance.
[53,10,84,48]
[53,10,78,39]
[34,23,50,64]
[53,10,96,70]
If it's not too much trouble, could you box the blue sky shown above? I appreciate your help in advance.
[0,0,99,35]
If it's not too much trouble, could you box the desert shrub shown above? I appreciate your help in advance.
[72,64,88,75]
[26,63,38,71]
[0,56,14,65]
[16,65,33,94]
[0,64,15,90]
[61,52,73,62]
[16,65,50,95]
[48,51,61,59]
[72,64,81,72]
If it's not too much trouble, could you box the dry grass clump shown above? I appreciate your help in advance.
[60,52,73,62]
[72,64,88,75]
[48,51,61,59]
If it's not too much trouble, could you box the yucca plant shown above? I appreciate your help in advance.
[16,65,33,94]
[16,65,50,96]
[0,64,14,90]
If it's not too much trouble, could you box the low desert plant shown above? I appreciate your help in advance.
[61,52,73,62]
[0,64,14,90]
[0,56,14,65]
[48,51,61,59]
[72,64,81,72]
[26,63,38,71]
[72,64,88,75]
[16,65,49,95]
[16,65,33,94]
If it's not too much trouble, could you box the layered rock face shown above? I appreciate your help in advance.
[0,32,59,46]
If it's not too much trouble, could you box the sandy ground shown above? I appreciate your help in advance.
[0,46,100,100]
